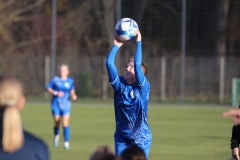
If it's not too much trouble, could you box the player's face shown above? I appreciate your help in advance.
[59,66,69,78]
[124,61,135,80]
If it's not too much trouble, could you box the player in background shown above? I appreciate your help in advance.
[46,64,77,149]
[0,75,49,160]
[106,30,152,157]
[222,105,240,160]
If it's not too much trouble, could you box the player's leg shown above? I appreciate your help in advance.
[62,109,71,149]
[115,141,127,156]
[52,108,61,147]
[114,133,128,156]
[141,146,151,158]
[139,142,151,158]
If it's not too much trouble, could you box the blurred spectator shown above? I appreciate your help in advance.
[0,75,49,160]
[119,145,146,160]
[222,104,240,160]
[89,145,118,160]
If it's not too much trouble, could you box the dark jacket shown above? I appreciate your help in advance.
[231,104,240,149]
[0,130,49,160]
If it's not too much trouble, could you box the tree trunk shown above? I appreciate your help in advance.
[102,0,116,48]
[216,0,230,57]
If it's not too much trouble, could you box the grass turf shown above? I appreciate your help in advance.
[21,102,233,160]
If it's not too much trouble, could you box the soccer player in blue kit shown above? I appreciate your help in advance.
[106,30,152,157]
[46,64,77,149]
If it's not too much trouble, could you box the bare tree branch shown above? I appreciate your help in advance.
[102,0,115,48]
[13,0,47,16]
[0,0,47,25]
[0,0,16,12]
[5,25,69,52]
[0,0,48,44]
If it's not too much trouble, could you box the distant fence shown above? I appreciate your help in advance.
[1,54,239,104]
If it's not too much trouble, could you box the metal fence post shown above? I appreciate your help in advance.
[102,58,107,100]
[161,57,166,101]
[45,56,50,97]
[219,56,225,103]
[180,0,187,102]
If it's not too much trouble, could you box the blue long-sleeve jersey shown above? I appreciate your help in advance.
[106,41,152,146]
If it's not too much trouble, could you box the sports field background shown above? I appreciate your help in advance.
[21,101,233,160]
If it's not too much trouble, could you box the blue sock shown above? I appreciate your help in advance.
[63,126,70,142]
[54,126,60,136]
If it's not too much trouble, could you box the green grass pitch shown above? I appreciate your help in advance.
[21,102,233,160]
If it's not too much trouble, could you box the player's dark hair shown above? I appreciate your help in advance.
[89,145,118,160]
[120,145,146,160]
[127,56,148,76]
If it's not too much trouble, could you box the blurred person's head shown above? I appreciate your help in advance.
[59,64,69,79]
[0,75,25,152]
[119,145,146,160]
[89,145,118,160]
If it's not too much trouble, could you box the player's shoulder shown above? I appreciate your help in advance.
[144,77,150,88]
[119,76,126,85]
[119,76,124,81]
[23,130,48,150]
[67,77,74,82]
[51,76,60,81]
[145,77,150,86]
[138,77,150,90]
[23,130,49,160]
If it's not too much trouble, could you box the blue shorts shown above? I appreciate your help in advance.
[114,132,151,157]
[51,100,71,116]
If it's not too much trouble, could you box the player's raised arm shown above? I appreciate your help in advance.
[106,36,123,84]
[134,30,145,86]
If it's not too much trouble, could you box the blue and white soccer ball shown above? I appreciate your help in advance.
[115,18,138,41]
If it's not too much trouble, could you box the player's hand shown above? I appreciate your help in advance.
[58,91,64,97]
[222,109,240,125]
[114,35,124,48]
[135,29,142,42]
[72,94,77,100]
[232,148,240,160]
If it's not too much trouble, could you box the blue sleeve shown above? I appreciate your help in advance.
[24,131,50,160]
[134,41,145,86]
[36,142,50,160]
[46,78,55,89]
[106,45,119,84]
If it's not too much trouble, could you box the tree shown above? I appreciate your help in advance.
[226,0,240,56]
[216,0,231,57]
[0,0,47,54]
